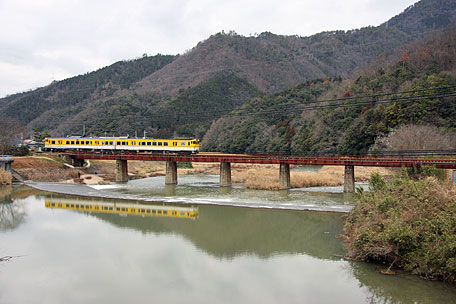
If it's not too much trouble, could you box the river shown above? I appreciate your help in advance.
[1,175,456,303]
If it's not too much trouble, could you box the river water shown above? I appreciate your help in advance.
[1,175,456,303]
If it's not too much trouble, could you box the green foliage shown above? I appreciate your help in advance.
[368,172,386,191]
[405,165,446,181]
[344,176,456,282]
[1,145,30,156]
[177,161,193,169]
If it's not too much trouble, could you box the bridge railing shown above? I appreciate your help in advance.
[0,155,13,161]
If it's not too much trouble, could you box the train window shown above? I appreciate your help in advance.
[163,210,168,215]
[180,212,185,216]
[147,142,151,146]
[76,141,79,144]
[158,210,162,214]
[51,140,55,144]
[152,210,156,214]
[109,141,113,145]
[146,210,150,213]
[181,142,186,146]
[96,141,99,144]
[116,208,120,211]
[158,142,162,146]
[152,142,157,146]
[164,142,168,146]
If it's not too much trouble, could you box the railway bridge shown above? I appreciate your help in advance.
[64,151,456,192]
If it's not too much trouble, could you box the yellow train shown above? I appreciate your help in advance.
[44,136,200,153]
[45,199,199,220]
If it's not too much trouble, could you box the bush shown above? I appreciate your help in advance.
[344,175,456,282]
[177,161,193,169]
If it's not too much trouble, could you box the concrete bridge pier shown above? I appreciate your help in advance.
[116,160,128,182]
[279,163,291,190]
[344,165,355,193]
[165,161,178,185]
[0,160,12,171]
[220,162,231,187]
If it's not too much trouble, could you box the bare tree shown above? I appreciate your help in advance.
[372,124,456,152]
[0,117,24,154]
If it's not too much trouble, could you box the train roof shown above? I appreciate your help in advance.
[46,137,198,140]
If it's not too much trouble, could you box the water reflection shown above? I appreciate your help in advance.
[42,194,344,260]
[349,261,456,303]
[2,188,456,304]
[45,197,198,220]
[0,185,26,231]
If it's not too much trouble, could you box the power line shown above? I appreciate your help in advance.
[40,86,456,126]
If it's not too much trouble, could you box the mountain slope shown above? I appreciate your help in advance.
[202,28,456,154]
[1,0,455,138]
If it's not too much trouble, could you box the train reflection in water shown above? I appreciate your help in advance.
[45,198,198,220]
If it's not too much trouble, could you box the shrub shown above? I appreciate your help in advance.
[344,175,456,282]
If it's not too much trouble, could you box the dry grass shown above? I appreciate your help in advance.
[319,166,394,181]
[230,166,343,190]
[0,169,12,185]
[291,172,342,188]
[17,167,78,182]
[12,156,62,169]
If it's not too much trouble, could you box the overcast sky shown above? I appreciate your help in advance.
[0,0,419,98]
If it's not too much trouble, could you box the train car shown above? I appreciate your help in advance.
[44,136,200,154]
[45,198,199,220]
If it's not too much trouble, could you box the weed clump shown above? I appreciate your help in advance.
[344,174,456,282]
[0,169,12,185]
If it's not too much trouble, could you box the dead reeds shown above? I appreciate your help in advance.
[232,167,343,190]
[0,169,12,185]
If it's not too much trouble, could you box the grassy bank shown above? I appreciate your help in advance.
[344,174,456,282]
[0,169,12,185]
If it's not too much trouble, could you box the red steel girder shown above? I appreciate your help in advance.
[63,151,456,169]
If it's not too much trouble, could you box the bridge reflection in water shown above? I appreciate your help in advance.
[44,198,198,220]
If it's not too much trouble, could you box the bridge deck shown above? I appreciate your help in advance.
[66,151,456,169]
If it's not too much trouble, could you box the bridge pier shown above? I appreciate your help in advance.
[0,160,12,172]
[116,160,128,182]
[165,161,178,185]
[344,165,355,193]
[279,164,291,190]
[220,162,231,187]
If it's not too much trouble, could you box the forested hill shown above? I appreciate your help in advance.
[1,0,456,138]
[202,28,456,154]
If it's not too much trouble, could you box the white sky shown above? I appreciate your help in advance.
[0,0,418,98]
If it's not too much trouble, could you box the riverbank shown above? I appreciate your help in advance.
[343,174,456,283]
